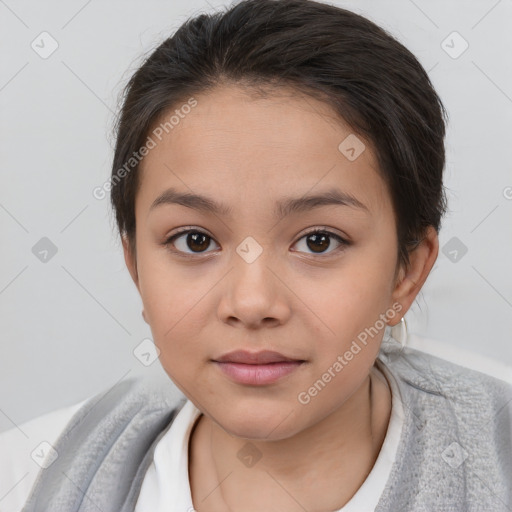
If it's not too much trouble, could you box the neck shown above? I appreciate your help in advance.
[189,365,391,512]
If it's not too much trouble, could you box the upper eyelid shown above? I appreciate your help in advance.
[167,226,347,239]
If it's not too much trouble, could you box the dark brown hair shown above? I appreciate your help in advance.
[110,0,448,273]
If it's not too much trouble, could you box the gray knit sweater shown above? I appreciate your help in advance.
[21,346,512,512]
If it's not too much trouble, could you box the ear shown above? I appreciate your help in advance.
[122,235,140,294]
[389,226,439,326]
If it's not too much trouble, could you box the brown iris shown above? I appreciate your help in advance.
[186,232,210,252]
[306,232,330,253]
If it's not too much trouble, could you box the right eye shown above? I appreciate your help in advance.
[164,228,220,257]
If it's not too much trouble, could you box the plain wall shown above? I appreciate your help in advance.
[1,0,511,433]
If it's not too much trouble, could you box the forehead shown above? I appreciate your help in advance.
[137,84,391,218]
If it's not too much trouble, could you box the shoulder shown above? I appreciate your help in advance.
[1,374,185,512]
[0,398,89,512]
[381,332,512,402]
[20,374,186,511]
[377,343,512,509]
[384,344,512,408]
[380,338,512,453]
[69,372,186,425]
[406,333,512,385]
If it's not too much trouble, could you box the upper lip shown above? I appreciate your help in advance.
[213,350,304,365]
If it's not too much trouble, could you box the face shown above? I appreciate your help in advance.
[123,84,425,440]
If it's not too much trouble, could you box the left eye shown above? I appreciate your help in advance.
[292,230,348,255]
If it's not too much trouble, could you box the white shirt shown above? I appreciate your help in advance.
[0,358,404,512]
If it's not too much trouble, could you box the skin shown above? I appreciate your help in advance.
[123,84,438,511]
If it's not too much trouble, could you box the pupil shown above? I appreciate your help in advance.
[188,232,209,252]
[307,233,329,253]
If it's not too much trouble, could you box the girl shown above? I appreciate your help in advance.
[14,0,512,510]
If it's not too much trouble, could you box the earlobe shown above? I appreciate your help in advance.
[389,226,439,326]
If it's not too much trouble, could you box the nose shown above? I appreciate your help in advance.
[217,249,291,329]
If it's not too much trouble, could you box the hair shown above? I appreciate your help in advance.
[110,0,448,275]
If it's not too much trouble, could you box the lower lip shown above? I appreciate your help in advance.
[213,361,304,385]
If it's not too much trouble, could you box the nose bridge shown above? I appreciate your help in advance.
[220,235,286,325]
[232,234,274,294]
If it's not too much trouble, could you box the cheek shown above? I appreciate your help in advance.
[293,252,396,373]
[297,257,393,332]
[136,258,208,353]
[137,243,201,317]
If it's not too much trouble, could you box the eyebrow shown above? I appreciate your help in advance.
[149,187,370,219]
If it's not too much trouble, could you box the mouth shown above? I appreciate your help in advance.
[213,349,305,365]
[212,350,306,385]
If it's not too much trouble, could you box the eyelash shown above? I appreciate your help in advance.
[162,226,350,259]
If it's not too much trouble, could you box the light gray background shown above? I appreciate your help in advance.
[1,0,511,434]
